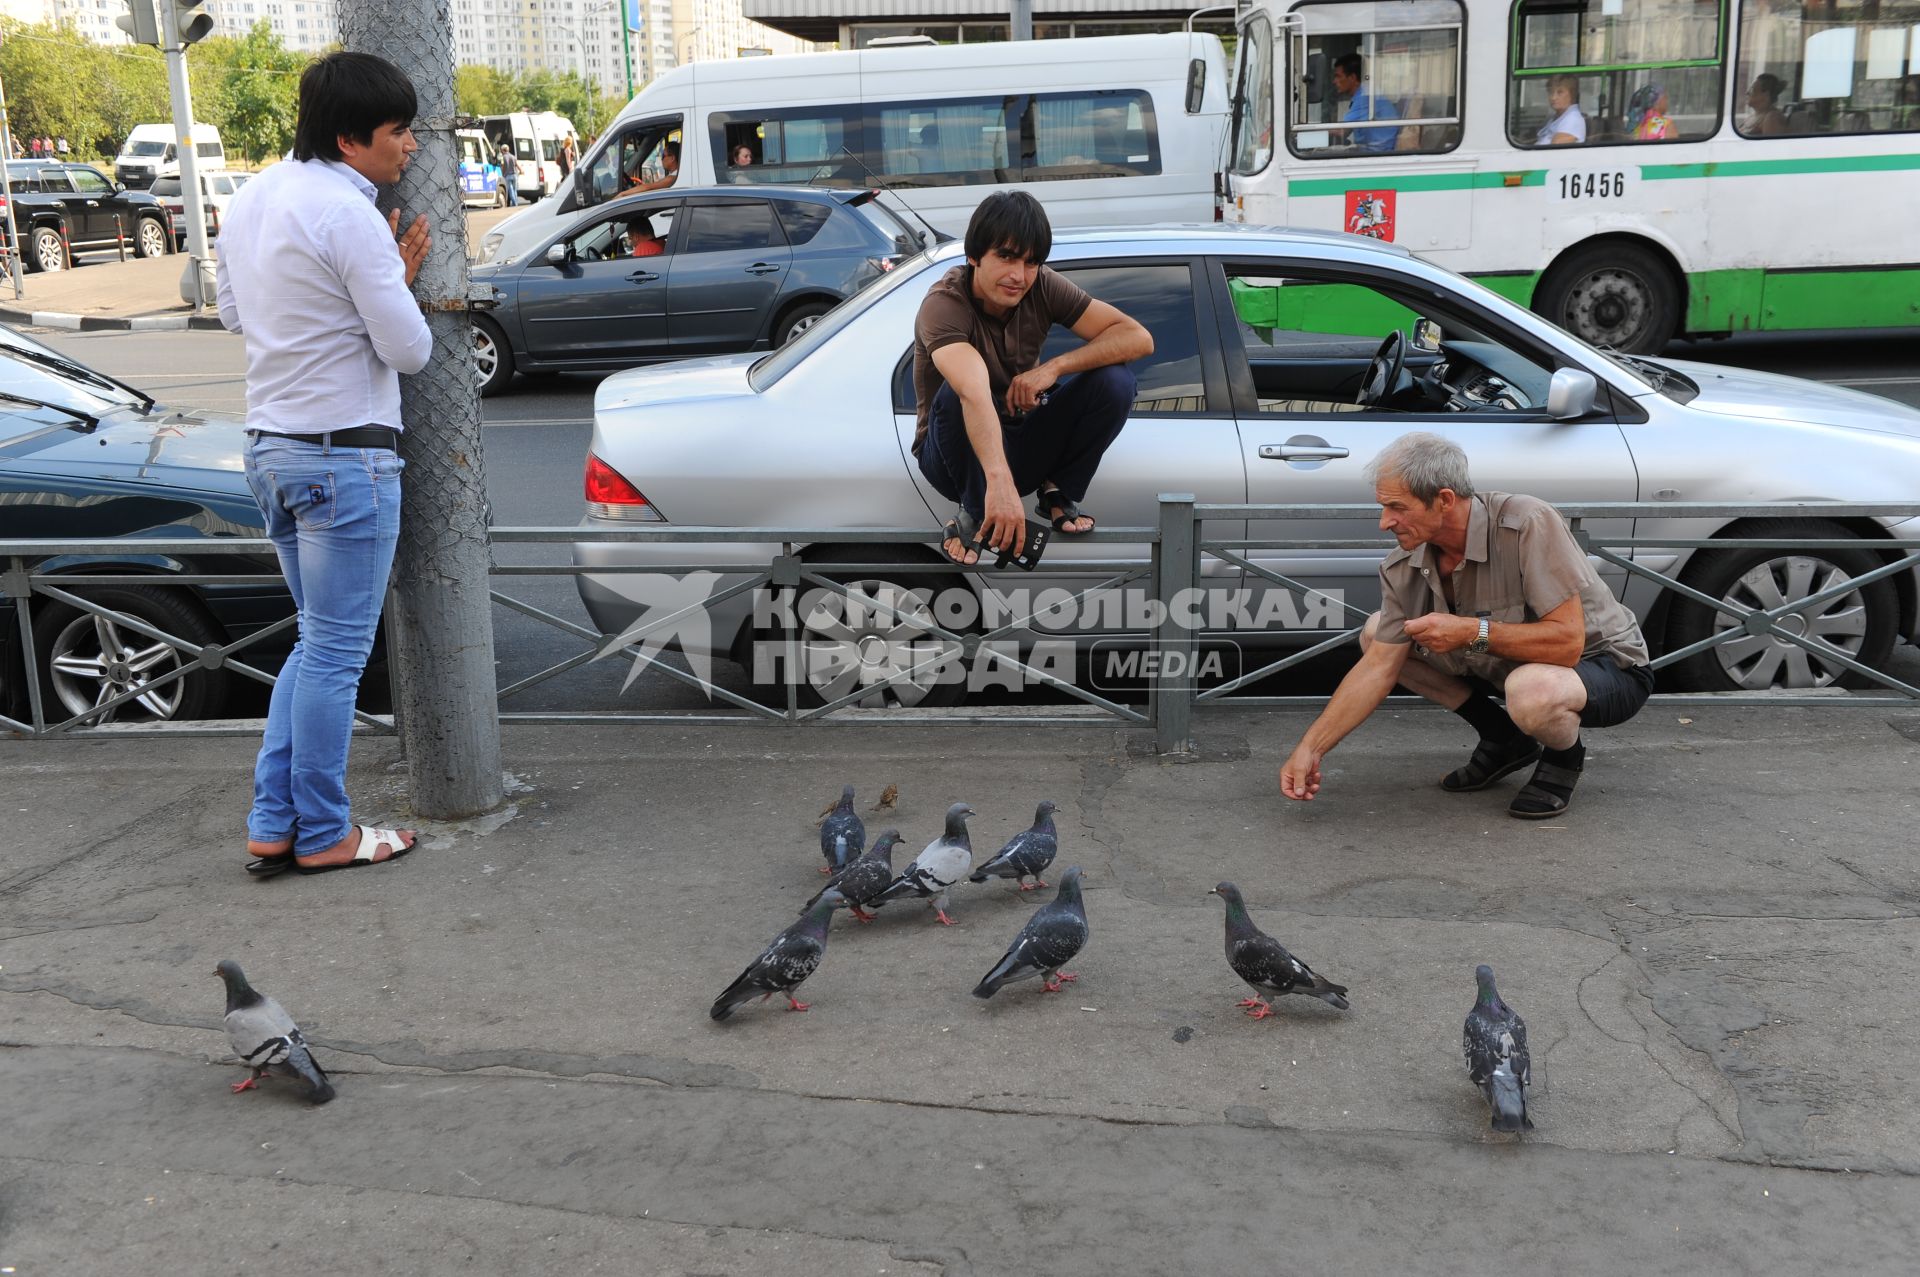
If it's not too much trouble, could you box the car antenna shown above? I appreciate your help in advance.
[830,145,949,249]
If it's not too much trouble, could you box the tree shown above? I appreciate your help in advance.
[0,20,163,162]
[192,21,302,163]
[454,63,518,117]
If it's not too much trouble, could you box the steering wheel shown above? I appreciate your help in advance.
[1356,330,1407,408]
[579,245,603,262]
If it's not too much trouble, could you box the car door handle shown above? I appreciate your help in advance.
[1259,443,1351,461]
[744,262,781,275]
[625,270,659,283]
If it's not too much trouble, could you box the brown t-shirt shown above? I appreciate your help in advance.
[911,264,1091,456]
[1375,491,1649,686]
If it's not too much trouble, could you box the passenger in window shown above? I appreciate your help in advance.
[1332,54,1400,153]
[1628,83,1674,140]
[1536,75,1587,146]
[1740,73,1789,136]
[1895,75,1920,130]
[910,191,1154,567]
[627,139,679,193]
[731,143,754,167]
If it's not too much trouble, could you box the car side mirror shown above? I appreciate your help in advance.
[1412,318,1442,352]
[111,181,125,194]
[545,243,570,267]
[1547,367,1598,419]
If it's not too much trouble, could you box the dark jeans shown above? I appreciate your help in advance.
[917,364,1135,519]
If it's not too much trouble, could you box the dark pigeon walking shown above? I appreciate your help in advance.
[1209,883,1351,1018]
[214,960,335,1104]
[969,799,1059,892]
[819,784,865,874]
[711,894,842,1020]
[802,830,902,923]
[973,867,1089,997]
[1463,964,1533,1132]
[874,802,974,925]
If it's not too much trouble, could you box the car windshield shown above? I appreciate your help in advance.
[124,141,168,157]
[0,330,150,420]
[750,248,944,391]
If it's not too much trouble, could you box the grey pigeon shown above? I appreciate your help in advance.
[874,802,974,925]
[1463,964,1533,1132]
[968,799,1059,892]
[214,960,335,1104]
[1209,883,1351,1017]
[819,784,866,874]
[803,830,902,923]
[712,893,842,1020]
[973,866,1089,998]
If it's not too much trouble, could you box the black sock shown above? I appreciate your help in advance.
[1541,739,1586,770]
[1454,692,1523,743]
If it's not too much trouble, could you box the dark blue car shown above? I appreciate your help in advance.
[468,185,928,396]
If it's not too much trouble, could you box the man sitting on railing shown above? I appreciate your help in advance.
[1279,432,1654,819]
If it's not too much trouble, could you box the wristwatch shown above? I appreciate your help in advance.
[1468,615,1491,654]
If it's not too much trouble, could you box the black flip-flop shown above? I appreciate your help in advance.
[245,853,296,879]
[939,509,984,566]
[1038,488,1095,536]
[292,825,416,875]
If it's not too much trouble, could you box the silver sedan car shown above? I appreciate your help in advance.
[575,226,1920,707]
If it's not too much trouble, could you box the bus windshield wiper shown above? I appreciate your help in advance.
[0,345,154,410]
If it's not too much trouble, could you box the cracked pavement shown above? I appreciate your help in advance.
[3,708,1919,1273]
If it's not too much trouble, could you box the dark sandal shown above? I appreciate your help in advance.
[293,825,416,874]
[1037,488,1095,535]
[245,854,296,879]
[1440,735,1542,793]
[939,509,984,566]
[1508,761,1583,819]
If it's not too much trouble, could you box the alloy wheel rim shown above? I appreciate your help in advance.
[36,234,62,270]
[472,328,497,381]
[795,579,957,708]
[48,613,187,721]
[141,221,166,255]
[787,313,821,342]
[1708,555,1869,689]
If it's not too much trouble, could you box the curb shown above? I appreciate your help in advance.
[0,306,228,333]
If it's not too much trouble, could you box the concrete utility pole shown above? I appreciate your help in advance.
[159,0,216,307]
[1011,0,1033,41]
[338,0,505,820]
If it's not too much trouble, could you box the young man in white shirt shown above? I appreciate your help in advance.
[216,52,433,878]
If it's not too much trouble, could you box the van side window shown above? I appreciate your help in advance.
[196,142,221,158]
[711,108,861,187]
[584,125,678,204]
[1510,0,1725,147]
[1287,0,1463,158]
[870,99,1015,184]
[1735,0,1919,137]
[1028,90,1161,178]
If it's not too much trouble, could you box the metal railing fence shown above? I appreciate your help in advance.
[4,498,1918,748]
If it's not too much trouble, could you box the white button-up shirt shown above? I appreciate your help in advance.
[215,158,432,433]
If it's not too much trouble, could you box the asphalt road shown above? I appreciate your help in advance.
[28,324,1920,715]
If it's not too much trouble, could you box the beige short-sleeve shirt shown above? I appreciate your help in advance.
[1375,491,1648,686]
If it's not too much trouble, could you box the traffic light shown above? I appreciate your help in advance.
[115,0,159,45]
[174,0,214,45]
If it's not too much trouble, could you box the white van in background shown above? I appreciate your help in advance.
[114,123,225,190]
[480,33,1229,265]
[480,111,577,201]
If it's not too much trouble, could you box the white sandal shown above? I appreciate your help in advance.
[293,825,415,875]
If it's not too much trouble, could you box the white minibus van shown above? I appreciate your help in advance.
[114,123,225,190]
[481,33,1229,264]
[481,111,578,201]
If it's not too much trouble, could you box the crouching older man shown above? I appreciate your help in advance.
[1279,432,1654,819]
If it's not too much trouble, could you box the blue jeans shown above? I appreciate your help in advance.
[503,179,519,206]
[242,436,404,857]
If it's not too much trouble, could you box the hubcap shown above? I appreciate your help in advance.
[48,613,188,722]
[795,580,958,708]
[1709,556,1869,689]
[787,313,820,342]
[1564,267,1649,349]
[472,329,497,382]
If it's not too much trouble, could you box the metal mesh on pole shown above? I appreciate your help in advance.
[339,0,504,818]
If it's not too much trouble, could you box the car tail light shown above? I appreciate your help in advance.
[584,452,663,521]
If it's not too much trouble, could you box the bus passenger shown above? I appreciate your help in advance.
[1742,74,1788,136]
[732,143,754,167]
[1332,54,1399,153]
[1628,83,1673,140]
[1895,75,1920,130]
[1536,74,1587,146]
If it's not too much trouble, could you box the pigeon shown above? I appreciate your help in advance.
[968,799,1059,892]
[868,783,899,814]
[972,867,1089,998]
[1463,963,1533,1133]
[711,893,842,1021]
[873,802,974,925]
[214,960,335,1104]
[818,784,866,874]
[802,830,902,923]
[1209,883,1351,1017]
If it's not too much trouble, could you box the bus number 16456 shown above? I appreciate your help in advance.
[1553,171,1630,201]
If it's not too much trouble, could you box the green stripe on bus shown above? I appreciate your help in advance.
[1688,265,1920,331]
[1288,170,1545,197]
[1644,153,1920,180]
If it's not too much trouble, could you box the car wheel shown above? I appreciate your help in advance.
[32,584,229,724]
[775,300,834,347]
[135,216,170,258]
[1536,242,1678,354]
[1664,519,1899,691]
[753,558,974,709]
[471,314,514,397]
[28,225,65,273]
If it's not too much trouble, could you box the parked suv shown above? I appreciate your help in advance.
[1,162,172,271]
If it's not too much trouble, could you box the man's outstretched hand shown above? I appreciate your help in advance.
[1279,743,1324,801]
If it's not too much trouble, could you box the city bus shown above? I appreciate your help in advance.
[1222,0,1920,351]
